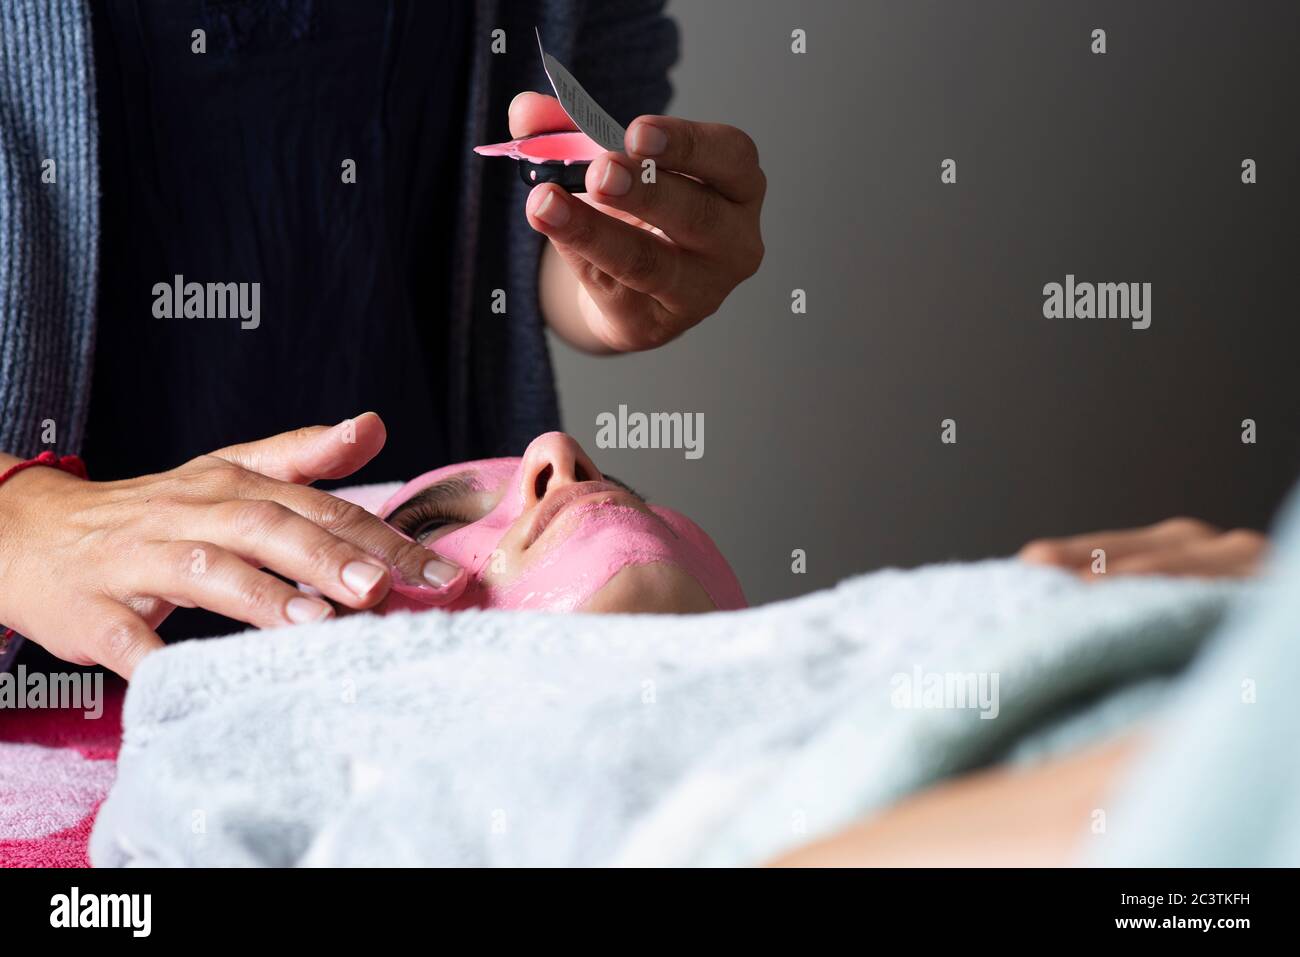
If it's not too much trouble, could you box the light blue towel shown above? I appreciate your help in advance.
[91,559,1240,867]
[1088,486,1300,866]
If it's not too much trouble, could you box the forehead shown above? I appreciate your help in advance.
[379,457,520,519]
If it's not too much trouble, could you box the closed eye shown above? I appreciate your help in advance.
[385,474,477,543]
[384,470,646,544]
[601,473,642,500]
[390,503,470,543]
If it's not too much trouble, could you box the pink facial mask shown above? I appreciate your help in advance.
[376,447,746,614]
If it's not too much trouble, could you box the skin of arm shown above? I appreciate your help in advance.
[767,733,1142,867]
[540,242,616,354]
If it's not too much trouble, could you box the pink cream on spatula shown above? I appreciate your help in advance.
[474,131,605,192]
[474,130,603,164]
[480,30,628,193]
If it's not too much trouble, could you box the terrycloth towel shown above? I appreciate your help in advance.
[90,561,1239,867]
[1087,488,1300,866]
[0,679,125,867]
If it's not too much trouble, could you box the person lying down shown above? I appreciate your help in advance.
[363,430,1264,620]
[92,508,1286,866]
[345,435,1271,865]
[91,428,1282,867]
[358,430,746,616]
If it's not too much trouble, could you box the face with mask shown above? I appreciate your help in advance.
[377,432,745,615]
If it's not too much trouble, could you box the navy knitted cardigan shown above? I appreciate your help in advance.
[0,0,676,668]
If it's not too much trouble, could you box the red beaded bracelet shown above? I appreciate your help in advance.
[0,451,89,654]
[0,450,88,487]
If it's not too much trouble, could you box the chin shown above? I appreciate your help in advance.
[577,563,718,614]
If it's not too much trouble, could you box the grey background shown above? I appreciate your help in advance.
[549,0,1300,606]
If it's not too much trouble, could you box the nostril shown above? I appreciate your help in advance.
[533,464,553,500]
[574,461,593,482]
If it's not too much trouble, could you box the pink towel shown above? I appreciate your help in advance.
[0,678,124,868]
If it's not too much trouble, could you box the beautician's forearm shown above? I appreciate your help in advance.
[539,243,617,355]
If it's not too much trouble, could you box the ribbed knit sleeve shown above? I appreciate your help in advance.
[0,0,98,670]
[0,0,99,458]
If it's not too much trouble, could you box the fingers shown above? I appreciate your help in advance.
[516,112,765,351]
[86,602,165,680]
[626,116,766,205]
[246,480,466,597]
[120,540,334,630]
[194,499,393,609]
[508,92,576,138]
[526,183,715,316]
[584,153,756,265]
[1105,529,1267,580]
[212,412,387,484]
[1019,518,1268,581]
[540,242,677,353]
[193,417,466,603]
[1019,517,1218,569]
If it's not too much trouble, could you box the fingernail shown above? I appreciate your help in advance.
[342,561,386,598]
[532,188,571,227]
[630,122,667,156]
[508,91,528,113]
[422,558,461,587]
[329,413,368,441]
[287,596,333,624]
[596,157,632,196]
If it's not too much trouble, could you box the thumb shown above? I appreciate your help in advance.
[509,91,577,138]
[212,412,387,484]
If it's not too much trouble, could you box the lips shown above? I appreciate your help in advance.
[523,481,641,550]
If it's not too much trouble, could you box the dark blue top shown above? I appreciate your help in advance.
[84,0,469,487]
[84,0,469,639]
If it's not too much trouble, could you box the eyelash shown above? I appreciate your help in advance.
[392,502,470,542]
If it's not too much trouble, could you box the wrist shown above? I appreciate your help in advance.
[0,454,83,502]
[0,460,82,605]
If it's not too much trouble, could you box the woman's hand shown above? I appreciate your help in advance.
[511,93,766,353]
[0,413,464,678]
[1019,517,1268,580]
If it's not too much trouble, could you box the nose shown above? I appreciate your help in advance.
[519,432,603,506]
